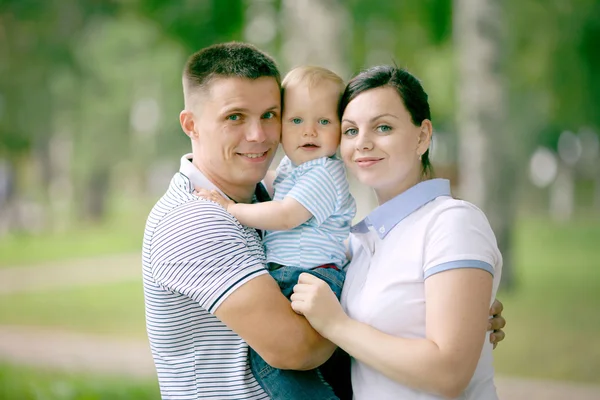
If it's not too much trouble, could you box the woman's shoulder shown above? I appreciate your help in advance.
[426,197,493,230]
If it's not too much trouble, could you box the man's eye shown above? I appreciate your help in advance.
[227,114,241,121]
[291,118,303,124]
[319,119,330,125]
[262,111,276,119]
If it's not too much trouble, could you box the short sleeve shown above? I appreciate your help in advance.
[149,200,267,313]
[423,201,501,279]
[285,165,338,225]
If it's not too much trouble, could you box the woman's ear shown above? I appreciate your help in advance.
[417,119,433,153]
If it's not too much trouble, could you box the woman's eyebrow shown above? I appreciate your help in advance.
[341,118,356,125]
[370,113,399,122]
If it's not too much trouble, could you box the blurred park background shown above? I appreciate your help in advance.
[1,0,600,399]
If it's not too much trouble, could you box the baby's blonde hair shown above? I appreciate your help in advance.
[281,66,345,101]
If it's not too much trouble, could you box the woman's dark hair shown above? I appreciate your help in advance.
[339,65,433,177]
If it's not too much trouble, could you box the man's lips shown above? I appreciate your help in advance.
[355,157,383,167]
[237,150,269,161]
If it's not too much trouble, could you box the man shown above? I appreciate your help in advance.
[142,42,505,399]
[142,42,335,400]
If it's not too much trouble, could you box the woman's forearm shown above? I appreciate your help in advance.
[327,317,477,398]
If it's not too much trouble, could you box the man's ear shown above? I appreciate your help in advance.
[180,110,197,139]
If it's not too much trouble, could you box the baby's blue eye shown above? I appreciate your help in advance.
[319,119,330,125]
[291,118,303,124]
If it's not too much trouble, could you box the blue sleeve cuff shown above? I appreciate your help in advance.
[424,259,494,279]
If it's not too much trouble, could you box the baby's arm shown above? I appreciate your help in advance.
[195,188,313,231]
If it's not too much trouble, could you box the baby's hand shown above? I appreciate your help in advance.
[194,188,233,212]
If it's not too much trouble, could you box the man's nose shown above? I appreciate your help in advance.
[247,121,267,142]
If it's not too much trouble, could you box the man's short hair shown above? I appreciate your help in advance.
[183,42,281,106]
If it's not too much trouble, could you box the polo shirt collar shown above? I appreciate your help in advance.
[178,153,227,195]
[178,154,271,203]
[351,178,451,239]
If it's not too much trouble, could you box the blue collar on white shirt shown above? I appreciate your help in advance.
[351,178,452,239]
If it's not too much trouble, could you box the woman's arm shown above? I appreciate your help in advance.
[291,268,493,398]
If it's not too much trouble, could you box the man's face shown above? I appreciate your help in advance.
[186,77,281,194]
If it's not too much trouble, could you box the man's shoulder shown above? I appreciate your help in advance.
[149,195,245,244]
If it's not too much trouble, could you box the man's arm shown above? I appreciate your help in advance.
[151,200,335,371]
[216,274,336,370]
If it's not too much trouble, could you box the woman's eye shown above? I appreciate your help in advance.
[262,111,276,119]
[343,128,358,136]
[319,119,330,125]
[376,125,392,133]
[291,118,303,124]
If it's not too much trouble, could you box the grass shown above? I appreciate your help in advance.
[0,216,599,384]
[0,198,152,268]
[0,363,159,400]
[0,281,147,339]
[492,216,600,383]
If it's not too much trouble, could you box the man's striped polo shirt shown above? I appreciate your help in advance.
[142,154,270,399]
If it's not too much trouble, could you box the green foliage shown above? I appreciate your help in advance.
[134,0,246,51]
[0,197,151,267]
[0,363,159,400]
[1,217,600,383]
[0,281,147,338]
[493,216,600,383]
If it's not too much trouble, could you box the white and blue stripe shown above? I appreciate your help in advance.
[142,155,269,400]
[263,156,356,269]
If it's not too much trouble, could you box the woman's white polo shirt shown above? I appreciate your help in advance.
[341,178,502,400]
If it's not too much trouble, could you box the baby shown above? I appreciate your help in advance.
[198,66,356,400]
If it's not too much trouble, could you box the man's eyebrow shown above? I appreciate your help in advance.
[221,105,280,114]
[222,107,250,114]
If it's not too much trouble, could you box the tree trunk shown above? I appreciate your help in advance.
[83,167,111,222]
[454,0,517,290]
[280,0,377,220]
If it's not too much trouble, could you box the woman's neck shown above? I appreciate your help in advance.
[375,173,424,205]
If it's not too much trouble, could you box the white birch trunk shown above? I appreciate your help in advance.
[454,0,516,289]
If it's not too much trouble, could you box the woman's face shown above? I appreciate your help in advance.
[340,86,432,204]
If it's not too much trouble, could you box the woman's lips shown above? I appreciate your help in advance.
[355,157,383,167]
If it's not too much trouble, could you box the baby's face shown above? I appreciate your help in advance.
[281,81,341,166]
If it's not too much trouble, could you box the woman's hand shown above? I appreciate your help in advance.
[194,188,234,212]
[291,273,348,338]
[488,299,506,349]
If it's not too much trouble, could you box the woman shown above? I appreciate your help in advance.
[291,65,503,399]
